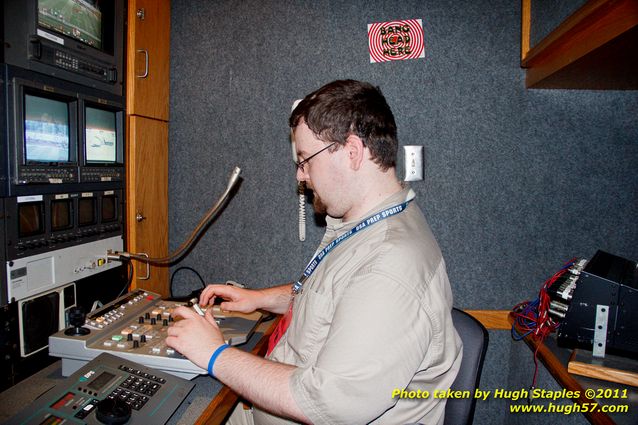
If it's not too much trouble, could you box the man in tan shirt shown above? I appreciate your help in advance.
[167,80,462,424]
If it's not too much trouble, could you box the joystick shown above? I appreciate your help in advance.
[64,306,90,336]
[96,397,132,424]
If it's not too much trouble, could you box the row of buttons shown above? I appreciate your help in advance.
[17,229,116,253]
[55,51,80,71]
[108,387,149,411]
[120,375,161,396]
[83,171,123,177]
[86,292,150,328]
[87,307,125,328]
[77,386,100,397]
[20,172,74,178]
[118,364,166,384]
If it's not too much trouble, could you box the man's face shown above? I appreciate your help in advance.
[293,122,347,218]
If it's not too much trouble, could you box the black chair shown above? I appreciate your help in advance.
[444,308,489,425]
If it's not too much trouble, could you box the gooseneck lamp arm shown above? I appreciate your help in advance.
[107,166,241,266]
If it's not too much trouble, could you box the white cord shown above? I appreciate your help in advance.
[298,184,306,241]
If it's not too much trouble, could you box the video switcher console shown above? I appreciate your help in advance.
[49,289,264,379]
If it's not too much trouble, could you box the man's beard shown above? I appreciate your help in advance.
[312,192,327,215]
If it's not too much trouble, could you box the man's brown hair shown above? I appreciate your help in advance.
[290,80,398,170]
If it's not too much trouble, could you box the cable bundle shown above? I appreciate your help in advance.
[511,258,576,389]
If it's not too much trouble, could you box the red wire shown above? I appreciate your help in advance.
[512,258,577,390]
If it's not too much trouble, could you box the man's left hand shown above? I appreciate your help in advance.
[166,306,225,370]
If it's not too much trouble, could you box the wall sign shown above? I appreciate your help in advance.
[367,19,425,63]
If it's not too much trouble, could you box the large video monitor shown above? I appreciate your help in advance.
[3,0,125,95]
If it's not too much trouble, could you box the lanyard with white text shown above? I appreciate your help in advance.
[291,198,414,295]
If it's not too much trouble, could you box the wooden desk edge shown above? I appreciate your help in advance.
[195,316,281,425]
[465,309,511,330]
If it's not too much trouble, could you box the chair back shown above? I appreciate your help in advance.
[444,308,489,425]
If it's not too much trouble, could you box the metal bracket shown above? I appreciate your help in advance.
[592,304,609,358]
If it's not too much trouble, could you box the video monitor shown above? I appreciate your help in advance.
[78,197,96,226]
[51,199,73,231]
[101,195,117,222]
[38,0,103,50]
[18,202,44,237]
[85,106,117,163]
[24,94,70,163]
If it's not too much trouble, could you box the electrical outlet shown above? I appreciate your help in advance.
[403,145,423,181]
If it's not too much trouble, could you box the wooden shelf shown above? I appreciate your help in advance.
[521,0,638,89]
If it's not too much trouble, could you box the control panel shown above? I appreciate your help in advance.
[16,166,78,185]
[81,167,124,183]
[50,290,264,379]
[5,352,194,425]
[34,42,118,85]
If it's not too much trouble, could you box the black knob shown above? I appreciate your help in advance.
[127,333,133,341]
[138,316,144,324]
[133,340,139,349]
[96,397,131,424]
[162,319,168,326]
[68,307,87,328]
[145,312,150,319]
[140,335,147,343]
[64,307,90,336]
[156,314,162,321]
[150,318,156,325]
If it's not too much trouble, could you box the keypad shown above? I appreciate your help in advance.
[106,365,166,410]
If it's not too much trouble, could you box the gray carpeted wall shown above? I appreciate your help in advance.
[168,1,636,423]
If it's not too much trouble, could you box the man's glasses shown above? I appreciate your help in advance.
[294,142,336,172]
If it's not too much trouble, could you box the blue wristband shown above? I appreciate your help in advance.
[207,344,230,377]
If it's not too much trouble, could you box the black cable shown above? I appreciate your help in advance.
[169,266,206,298]
[116,261,134,299]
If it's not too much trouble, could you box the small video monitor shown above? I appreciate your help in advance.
[101,195,117,223]
[51,199,73,231]
[18,202,44,237]
[24,94,70,163]
[85,106,117,163]
[78,197,97,226]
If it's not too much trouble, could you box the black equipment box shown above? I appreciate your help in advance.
[557,250,638,358]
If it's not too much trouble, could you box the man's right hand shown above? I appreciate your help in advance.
[199,284,261,313]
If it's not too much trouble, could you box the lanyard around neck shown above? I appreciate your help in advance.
[292,198,413,295]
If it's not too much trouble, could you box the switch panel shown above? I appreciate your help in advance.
[403,145,424,181]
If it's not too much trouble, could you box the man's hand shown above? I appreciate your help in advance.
[200,283,293,315]
[199,284,262,313]
[165,306,225,370]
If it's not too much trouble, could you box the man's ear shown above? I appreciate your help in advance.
[344,134,365,170]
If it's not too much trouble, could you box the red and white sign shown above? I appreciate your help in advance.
[367,19,425,63]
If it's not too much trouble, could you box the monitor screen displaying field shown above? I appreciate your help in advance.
[24,94,70,163]
[85,106,117,163]
[38,0,102,49]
